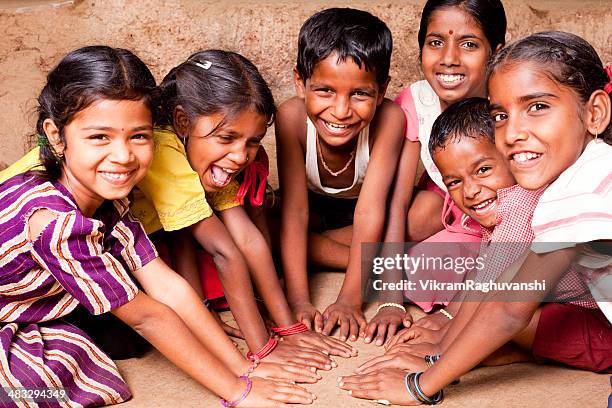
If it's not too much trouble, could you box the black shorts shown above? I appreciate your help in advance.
[308,191,357,232]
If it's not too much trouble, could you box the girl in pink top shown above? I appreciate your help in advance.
[367,0,507,344]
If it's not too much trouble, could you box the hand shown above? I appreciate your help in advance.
[264,338,334,371]
[338,369,420,405]
[241,377,316,407]
[283,331,357,358]
[412,312,449,330]
[385,326,444,350]
[290,301,324,333]
[321,301,366,342]
[363,306,412,346]
[386,342,441,359]
[253,362,321,384]
[356,351,428,375]
[210,309,244,339]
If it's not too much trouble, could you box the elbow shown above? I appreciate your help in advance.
[129,301,176,338]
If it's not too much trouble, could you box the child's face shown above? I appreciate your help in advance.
[433,136,515,228]
[185,108,267,193]
[421,7,493,109]
[54,99,154,213]
[295,52,386,148]
[489,62,593,190]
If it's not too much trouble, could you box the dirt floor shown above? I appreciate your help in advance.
[114,272,610,408]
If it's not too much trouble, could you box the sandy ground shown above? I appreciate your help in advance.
[115,272,610,408]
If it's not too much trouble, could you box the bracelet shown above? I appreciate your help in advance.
[271,322,309,336]
[439,309,453,320]
[241,360,259,378]
[246,337,278,361]
[424,354,441,367]
[202,298,211,309]
[376,302,406,314]
[404,372,443,405]
[220,375,252,407]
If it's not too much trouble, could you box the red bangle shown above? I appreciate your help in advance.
[271,322,309,336]
[246,337,278,361]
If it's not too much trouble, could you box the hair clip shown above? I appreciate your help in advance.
[36,134,48,147]
[192,60,212,70]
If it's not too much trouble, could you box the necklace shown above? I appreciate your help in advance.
[316,137,357,177]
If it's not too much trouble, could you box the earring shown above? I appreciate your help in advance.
[594,125,599,140]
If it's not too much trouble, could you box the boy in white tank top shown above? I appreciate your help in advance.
[275,8,405,342]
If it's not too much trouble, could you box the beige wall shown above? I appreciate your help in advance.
[1,0,610,185]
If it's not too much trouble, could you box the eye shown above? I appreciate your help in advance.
[428,39,443,48]
[461,41,479,49]
[476,166,491,175]
[445,179,461,188]
[216,134,233,143]
[528,102,549,112]
[88,134,107,140]
[314,88,333,96]
[247,138,262,147]
[492,112,507,123]
[131,133,152,141]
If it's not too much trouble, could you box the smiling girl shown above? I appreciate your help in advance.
[339,31,612,405]
[368,0,508,344]
[0,46,316,408]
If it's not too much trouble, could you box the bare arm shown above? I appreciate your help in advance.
[189,214,268,352]
[219,206,295,327]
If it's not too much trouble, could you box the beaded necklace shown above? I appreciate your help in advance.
[316,137,357,177]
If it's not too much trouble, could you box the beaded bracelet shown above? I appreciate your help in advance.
[220,375,252,407]
[242,360,259,378]
[376,302,406,314]
[272,322,309,336]
[424,354,441,367]
[404,372,443,405]
[439,309,453,320]
[246,337,278,361]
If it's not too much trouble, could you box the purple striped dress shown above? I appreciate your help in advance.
[0,173,158,407]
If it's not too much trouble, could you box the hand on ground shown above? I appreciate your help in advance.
[321,301,366,342]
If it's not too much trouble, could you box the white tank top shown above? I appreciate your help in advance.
[305,117,370,198]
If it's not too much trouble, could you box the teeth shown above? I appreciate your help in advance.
[472,198,495,210]
[513,152,540,162]
[438,74,464,83]
[100,172,129,181]
[326,122,349,129]
[223,168,236,174]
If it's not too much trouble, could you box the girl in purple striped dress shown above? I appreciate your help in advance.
[0,46,315,407]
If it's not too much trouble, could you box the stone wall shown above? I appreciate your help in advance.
[1,0,610,185]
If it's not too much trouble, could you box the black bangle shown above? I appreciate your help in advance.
[404,372,443,405]
[424,354,441,367]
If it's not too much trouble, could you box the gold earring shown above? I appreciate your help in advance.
[594,126,599,140]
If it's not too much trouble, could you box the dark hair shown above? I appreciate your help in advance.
[295,8,392,86]
[418,0,506,57]
[157,49,275,135]
[488,31,612,144]
[35,45,157,180]
[429,97,493,155]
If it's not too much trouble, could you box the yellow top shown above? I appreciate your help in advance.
[0,127,241,234]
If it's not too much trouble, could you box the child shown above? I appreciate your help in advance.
[358,98,544,369]
[0,50,352,369]
[0,46,316,407]
[339,31,612,405]
[275,8,405,341]
[367,0,508,342]
[145,49,353,362]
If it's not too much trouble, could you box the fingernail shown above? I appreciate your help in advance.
[316,374,322,379]
[339,381,344,387]
[331,361,338,367]
[322,350,329,355]
[350,335,356,341]
[307,398,312,403]
[337,376,342,382]
[340,336,346,341]
[290,381,296,384]
[376,340,383,346]
[348,390,352,395]
[325,364,331,370]
[310,366,317,372]
[365,337,371,343]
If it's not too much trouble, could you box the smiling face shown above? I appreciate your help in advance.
[49,99,154,216]
[183,108,268,193]
[489,62,593,190]
[421,6,493,109]
[433,136,515,227]
[295,52,386,148]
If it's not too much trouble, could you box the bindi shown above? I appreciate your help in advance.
[449,30,454,35]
